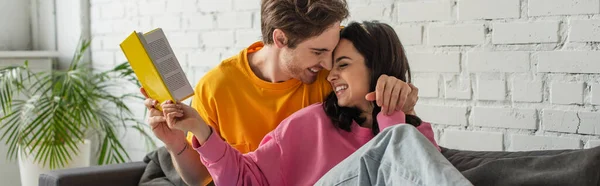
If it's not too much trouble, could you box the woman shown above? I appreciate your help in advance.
[159,21,471,185]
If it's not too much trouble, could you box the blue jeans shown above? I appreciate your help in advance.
[315,125,472,186]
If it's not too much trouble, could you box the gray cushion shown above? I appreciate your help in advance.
[39,161,146,186]
[441,146,600,186]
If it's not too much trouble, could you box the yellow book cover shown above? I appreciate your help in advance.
[119,28,194,110]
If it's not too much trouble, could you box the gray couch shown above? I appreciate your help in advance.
[39,161,147,186]
[39,146,600,186]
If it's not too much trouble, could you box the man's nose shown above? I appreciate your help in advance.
[321,55,333,70]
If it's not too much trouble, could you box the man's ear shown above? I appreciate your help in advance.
[272,29,288,48]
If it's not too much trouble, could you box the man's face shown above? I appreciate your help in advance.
[279,22,341,84]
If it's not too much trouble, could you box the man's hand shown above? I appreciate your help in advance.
[365,75,418,115]
[141,88,187,152]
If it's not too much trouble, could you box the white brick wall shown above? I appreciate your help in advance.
[216,12,253,29]
[444,75,472,99]
[90,0,600,156]
[570,20,600,42]
[592,84,600,105]
[349,3,392,23]
[198,0,232,13]
[472,107,537,129]
[397,1,453,22]
[578,112,600,135]
[528,0,599,16]
[412,77,438,98]
[458,0,520,20]
[510,135,581,151]
[512,80,543,103]
[169,32,201,48]
[184,14,214,30]
[415,105,468,126]
[202,31,235,47]
[427,24,485,46]
[537,51,600,74]
[586,140,600,148]
[542,110,579,133]
[394,25,422,46]
[550,82,584,105]
[441,130,504,151]
[492,22,559,44]
[153,15,181,31]
[476,79,506,101]
[408,53,460,72]
[467,52,529,73]
[233,0,260,11]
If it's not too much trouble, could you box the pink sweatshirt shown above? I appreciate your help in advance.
[192,103,439,186]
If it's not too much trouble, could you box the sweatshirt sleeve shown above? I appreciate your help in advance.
[192,128,284,186]
[376,112,440,151]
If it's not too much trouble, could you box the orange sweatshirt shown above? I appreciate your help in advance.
[187,41,331,153]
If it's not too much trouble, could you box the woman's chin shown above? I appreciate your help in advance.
[336,100,350,107]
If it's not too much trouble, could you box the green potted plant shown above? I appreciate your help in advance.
[0,39,156,186]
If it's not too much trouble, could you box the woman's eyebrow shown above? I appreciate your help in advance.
[335,56,351,63]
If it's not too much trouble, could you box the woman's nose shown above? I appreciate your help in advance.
[327,70,338,82]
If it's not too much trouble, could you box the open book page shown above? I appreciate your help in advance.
[141,29,194,101]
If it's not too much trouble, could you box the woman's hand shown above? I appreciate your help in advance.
[161,100,212,144]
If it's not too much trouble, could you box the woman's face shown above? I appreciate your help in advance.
[327,38,372,112]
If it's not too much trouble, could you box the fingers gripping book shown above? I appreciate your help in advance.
[120,28,194,110]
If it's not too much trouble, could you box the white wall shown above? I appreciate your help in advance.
[55,0,91,69]
[0,0,31,50]
[0,0,33,184]
[90,0,600,156]
[0,142,20,186]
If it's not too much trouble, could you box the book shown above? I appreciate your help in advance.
[119,28,194,111]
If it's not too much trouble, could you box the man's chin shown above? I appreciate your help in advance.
[299,75,318,84]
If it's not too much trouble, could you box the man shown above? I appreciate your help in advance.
[142,0,417,185]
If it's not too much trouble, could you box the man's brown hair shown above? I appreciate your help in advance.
[261,0,349,48]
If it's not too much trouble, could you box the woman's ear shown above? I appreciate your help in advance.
[273,29,288,48]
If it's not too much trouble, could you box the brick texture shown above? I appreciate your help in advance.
[472,107,537,129]
[550,82,584,105]
[476,79,506,101]
[408,53,460,72]
[428,24,485,46]
[529,0,599,16]
[537,51,600,74]
[89,0,600,155]
[414,105,468,126]
[458,0,520,20]
[467,52,529,72]
[542,110,579,133]
[586,140,600,148]
[397,1,453,22]
[442,130,504,151]
[578,112,600,135]
[510,135,581,151]
[592,84,600,105]
[512,80,543,103]
[570,20,600,42]
[492,22,559,44]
